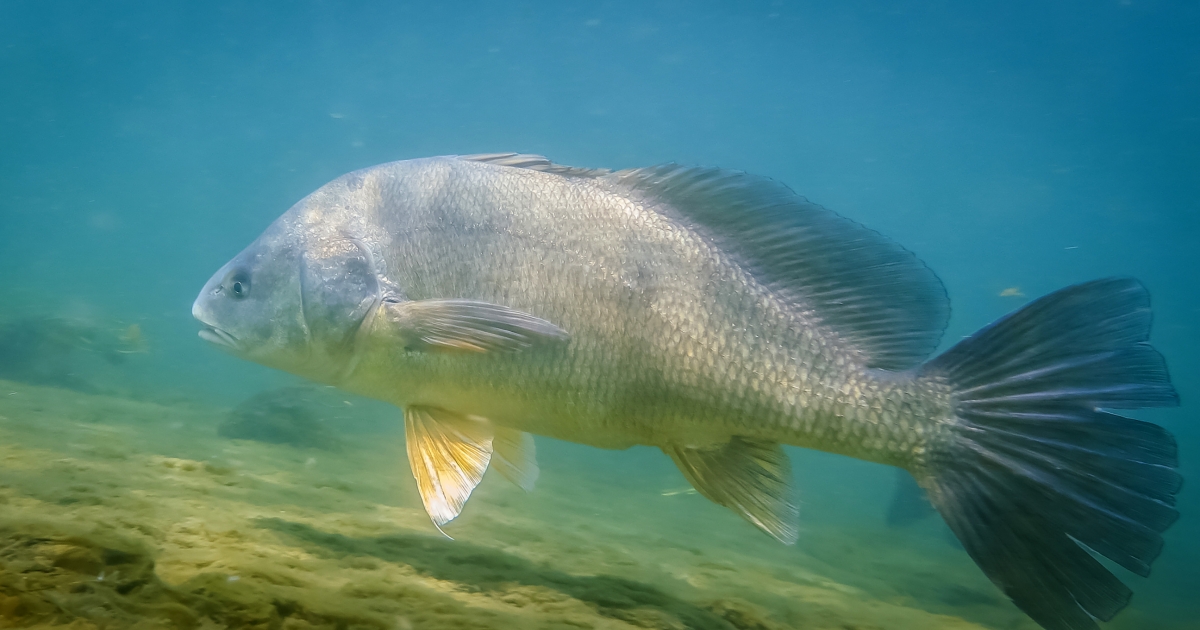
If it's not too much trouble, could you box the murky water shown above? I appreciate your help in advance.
[0,2,1196,628]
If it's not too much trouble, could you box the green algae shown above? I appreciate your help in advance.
[0,377,1105,629]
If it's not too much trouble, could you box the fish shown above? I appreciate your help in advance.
[116,323,149,354]
[192,153,1180,630]
[999,286,1025,297]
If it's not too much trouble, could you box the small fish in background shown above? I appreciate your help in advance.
[661,487,698,497]
[90,321,152,364]
[999,286,1025,297]
[116,324,149,355]
[193,154,1180,630]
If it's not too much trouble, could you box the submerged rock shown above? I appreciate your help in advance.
[219,386,342,450]
[0,316,147,392]
[0,524,191,628]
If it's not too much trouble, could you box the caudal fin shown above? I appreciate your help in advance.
[918,278,1180,630]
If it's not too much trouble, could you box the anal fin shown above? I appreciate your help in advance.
[886,468,935,527]
[665,438,798,544]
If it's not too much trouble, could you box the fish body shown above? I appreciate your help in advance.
[194,154,1180,630]
[335,157,934,463]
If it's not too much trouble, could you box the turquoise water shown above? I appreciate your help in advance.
[0,2,1196,629]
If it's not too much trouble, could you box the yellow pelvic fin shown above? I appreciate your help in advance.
[404,406,494,528]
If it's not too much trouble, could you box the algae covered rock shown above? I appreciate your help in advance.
[0,523,199,629]
[0,316,147,392]
[218,386,342,450]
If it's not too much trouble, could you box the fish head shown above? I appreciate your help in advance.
[192,218,311,373]
[193,183,386,384]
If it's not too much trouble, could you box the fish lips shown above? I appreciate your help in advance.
[197,325,240,351]
[192,296,241,352]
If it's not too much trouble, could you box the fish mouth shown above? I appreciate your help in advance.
[198,325,239,350]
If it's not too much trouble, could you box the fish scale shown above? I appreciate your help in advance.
[372,159,922,468]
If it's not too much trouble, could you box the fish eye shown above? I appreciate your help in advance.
[227,270,251,299]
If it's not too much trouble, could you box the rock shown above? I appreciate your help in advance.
[218,387,341,450]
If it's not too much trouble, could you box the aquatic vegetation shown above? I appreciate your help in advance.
[0,378,1023,629]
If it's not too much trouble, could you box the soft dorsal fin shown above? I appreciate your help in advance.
[458,153,611,179]
[609,165,950,370]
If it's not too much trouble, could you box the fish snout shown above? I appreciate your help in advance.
[191,284,219,327]
[191,294,207,323]
[193,287,240,350]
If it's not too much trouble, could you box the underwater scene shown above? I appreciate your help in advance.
[0,2,1197,629]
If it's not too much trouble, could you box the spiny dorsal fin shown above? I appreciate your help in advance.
[459,153,611,178]
[610,164,950,370]
[666,438,798,544]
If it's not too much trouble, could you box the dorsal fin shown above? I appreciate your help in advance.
[459,153,610,178]
[610,164,950,370]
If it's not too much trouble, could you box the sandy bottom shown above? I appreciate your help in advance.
[0,379,1171,630]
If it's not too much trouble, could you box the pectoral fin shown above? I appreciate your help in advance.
[665,438,799,544]
[405,405,494,530]
[381,299,569,353]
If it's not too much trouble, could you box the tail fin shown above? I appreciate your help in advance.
[917,278,1180,630]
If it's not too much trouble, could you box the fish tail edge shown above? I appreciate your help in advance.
[916,277,1180,630]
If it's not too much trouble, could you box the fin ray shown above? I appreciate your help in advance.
[404,406,494,526]
[382,299,569,353]
[492,427,539,491]
[610,165,949,370]
[458,153,611,178]
[919,278,1181,629]
[666,438,798,544]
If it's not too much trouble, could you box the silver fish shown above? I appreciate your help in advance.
[193,154,1179,630]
